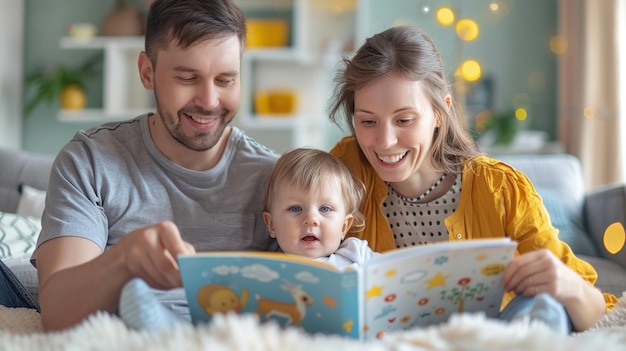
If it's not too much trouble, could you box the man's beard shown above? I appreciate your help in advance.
[153,87,235,152]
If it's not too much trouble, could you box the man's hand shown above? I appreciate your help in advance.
[37,220,195,331]
[114,221,196,290]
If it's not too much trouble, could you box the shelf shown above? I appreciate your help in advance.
[238,114,306,129]
[57,108,151,122]
[484,141,564,156]
[244,48,308,62]
[60,36,144,50]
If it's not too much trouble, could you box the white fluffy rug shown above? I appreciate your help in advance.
[2,294,626,350]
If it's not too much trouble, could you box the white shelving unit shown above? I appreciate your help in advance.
[57,0,366,152]
[58,36,152,122]
[235,0,365,151]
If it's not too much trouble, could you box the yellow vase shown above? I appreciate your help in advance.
[60,84,86,110]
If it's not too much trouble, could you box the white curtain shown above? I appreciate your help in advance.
[0,0,24,150]
[558,0,626,189]
[619,0,626,183]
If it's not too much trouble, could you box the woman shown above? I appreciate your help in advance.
[328,25,616,333]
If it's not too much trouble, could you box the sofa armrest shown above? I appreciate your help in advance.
[584,184,626,269]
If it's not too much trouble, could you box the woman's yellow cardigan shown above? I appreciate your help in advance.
[330,136,617,310]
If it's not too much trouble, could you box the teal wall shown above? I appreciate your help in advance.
[361,0,558,139]
[21,0,557,155]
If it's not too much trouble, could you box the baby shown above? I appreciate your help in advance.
[263,148,378,270]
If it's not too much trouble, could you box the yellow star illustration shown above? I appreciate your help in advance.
[342,318,354,333]
[366,285,383,300]
[426,272,450,290]
[384,269,397,278]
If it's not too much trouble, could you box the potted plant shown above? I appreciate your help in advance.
[473,110,523,147]
[24,53,102,117]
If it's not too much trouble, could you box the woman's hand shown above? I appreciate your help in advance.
[501,248,606,331]
[501,248,580,300]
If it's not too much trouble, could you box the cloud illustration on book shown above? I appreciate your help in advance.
[374,305,397,321]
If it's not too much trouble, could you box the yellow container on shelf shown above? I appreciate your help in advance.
[254,90,298,116]
[246,19,289,48]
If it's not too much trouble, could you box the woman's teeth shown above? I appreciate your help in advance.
[378,152,407,164]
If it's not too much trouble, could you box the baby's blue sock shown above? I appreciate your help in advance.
[499,293,570,335]
[525,293,570,335]
[119,278,183,331]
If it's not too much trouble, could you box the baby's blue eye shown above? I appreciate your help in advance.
[288,205,302,213]
[320,205,332,213]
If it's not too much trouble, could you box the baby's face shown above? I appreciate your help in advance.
[263,180,353,258]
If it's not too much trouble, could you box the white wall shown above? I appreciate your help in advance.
[0,0,24,150]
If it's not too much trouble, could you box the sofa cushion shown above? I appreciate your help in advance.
[0,211,41,260]
[0,148,54,213]
[579,255,626,296]
[16,184,47,219]
[537,187,600,257]
[584,184,626,271]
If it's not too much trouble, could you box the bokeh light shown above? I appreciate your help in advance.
[474,110,492,132]
[604,222,626,254]
[460,59,481,81]
[550,35,568,55]
[312,0,357,14]
[583,106,595,119]
[515,108,527,121]
[487,1,509,19]
[528,71,545,90]
[512,93,530,109]
[456,19,479,41]
[436,7,455,26]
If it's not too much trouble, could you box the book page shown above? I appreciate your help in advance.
[361,239,517,340]
[179,252,361,338]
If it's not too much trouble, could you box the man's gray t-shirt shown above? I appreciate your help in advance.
[35,114,279,319]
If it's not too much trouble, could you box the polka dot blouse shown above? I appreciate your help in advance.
[382,172,462,248]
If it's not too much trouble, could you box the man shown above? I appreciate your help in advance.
[35,0,278,331]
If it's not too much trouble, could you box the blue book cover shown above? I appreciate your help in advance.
[179,238,517,340]
[179,251,362,338]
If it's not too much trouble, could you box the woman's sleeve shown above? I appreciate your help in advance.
[499,166,601,284]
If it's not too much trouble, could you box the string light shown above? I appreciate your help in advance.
[436,7,455,26]
[456,19,479,41]
[460,59,481,81]
[549,35,568,55]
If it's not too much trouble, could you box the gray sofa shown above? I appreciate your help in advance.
[497,153,626,296]
[0,148,53,214]
[0,149,625,300]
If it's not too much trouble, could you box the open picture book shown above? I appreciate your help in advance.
[179,238,517,340]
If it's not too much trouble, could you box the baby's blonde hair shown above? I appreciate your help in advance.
[264,148,366,234]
